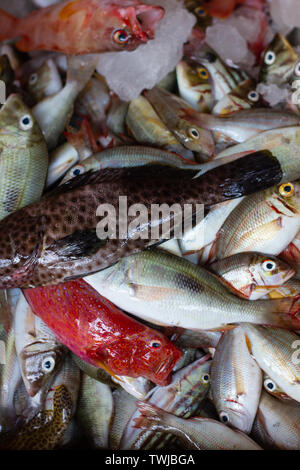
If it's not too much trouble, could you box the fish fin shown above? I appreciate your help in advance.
[47,229,108,260]
[66,55,97,94]
[0,9,19,42]
[133,401,168,431]
[59,0,83,20]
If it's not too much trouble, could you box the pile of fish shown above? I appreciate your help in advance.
[0,0,300,450]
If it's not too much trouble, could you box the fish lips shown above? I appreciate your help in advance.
[151,347,183,386]
[134,5,165,40]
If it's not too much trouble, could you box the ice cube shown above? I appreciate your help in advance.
[96,0,195,101]
[256,82,289,107]
[205,23,255,67]
[270,0,300,35]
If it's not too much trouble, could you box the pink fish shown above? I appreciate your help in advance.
[0,0,165,54]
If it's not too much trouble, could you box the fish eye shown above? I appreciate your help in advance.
[194,6,207,17]
[197,67,209,79]
[279,182,294,197]
[112,29,130,45]
[188,127,200,139]
[220,412,230,424]
[29,73,38,85]
[248,90,259,102]
[201,373,210,383]
[150,341,161,349]
[264,378,275,391]
[262,259,276,272]
[294,62,300,77]
[72,164,84,177]
[19,114,33,130]
[41,356,55,373]
[264,50,276,65]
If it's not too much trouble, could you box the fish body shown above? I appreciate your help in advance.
[86,249,300,330]
[184,44,248,102]
[280,230,300,279]
[212,80,259,116]
[252,391,300,450]
[120,354,211,449]
[24,279,183,386]
[260,33,299,85]
[46,142,79,187]
[0,354,79,450]
[126,95,192,156]
[176,60,213,112]
[110,389,137,449]
[210,252,295,300]
[0,94,48,221]
[0,0,165,55]
[26,58,63,104]
[216,127,300,184]
[13,292,66,400]
[75,73,110,136]
[215,182,300,260]
[32,55,97,149]
[179,198,243,255]
[62,146,202,183]
[211,326,262,434]
[77,374,113,449]
[194,108,300,144]
[144,86,215,160]
[241,324,300,403]
[133,401,261,450]
[0,151,283,289]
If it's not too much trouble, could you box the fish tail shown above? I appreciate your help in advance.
[133,401,169,431]
[66,55,98,94]
[257,295,300,329]
[0,9,19,42]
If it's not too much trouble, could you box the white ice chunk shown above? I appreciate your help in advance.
[270,0,300,35]
[256,83,289,107]
[96,0,195,101]
[205,23,255,67]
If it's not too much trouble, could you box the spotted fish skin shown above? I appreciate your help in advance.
[0,385,72,450]
[0,151,282,289]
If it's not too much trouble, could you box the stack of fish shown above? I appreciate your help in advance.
[0,0,300,450]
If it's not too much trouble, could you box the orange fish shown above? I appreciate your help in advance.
[202,0,246,19]
[0,0,165,55]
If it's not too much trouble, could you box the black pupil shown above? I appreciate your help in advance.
[74,169,81,176]
[152,342,160,348]
[44,361,52,369]
[284,186,291,192]
[205,52,217,63]
[203,375,209,381]
[191,129,198,136]
[222,415,229,423]
[268,54,273,60]
[22,117,30,125]
[119,32,127,41]
[267,382,274,390]
[266,263,273,270]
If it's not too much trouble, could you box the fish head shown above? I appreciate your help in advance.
[0,94,45,146]
[263,376,291,401]
[0,54,14,86]
[104,4,165,52]
[185,1,212,29]
[174,117,214,157]
[103,330,183,386]
[250,253,295,289]
[259,33,298,85]
[274,181,300,214]
[20,342,65,397]
[218,400,253,434]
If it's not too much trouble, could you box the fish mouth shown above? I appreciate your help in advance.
[152,348,183,386]
[135,5,165,40]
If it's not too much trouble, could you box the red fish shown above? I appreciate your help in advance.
[0,0,165,55]
[24,279,183,386]
[202,0,246,19]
